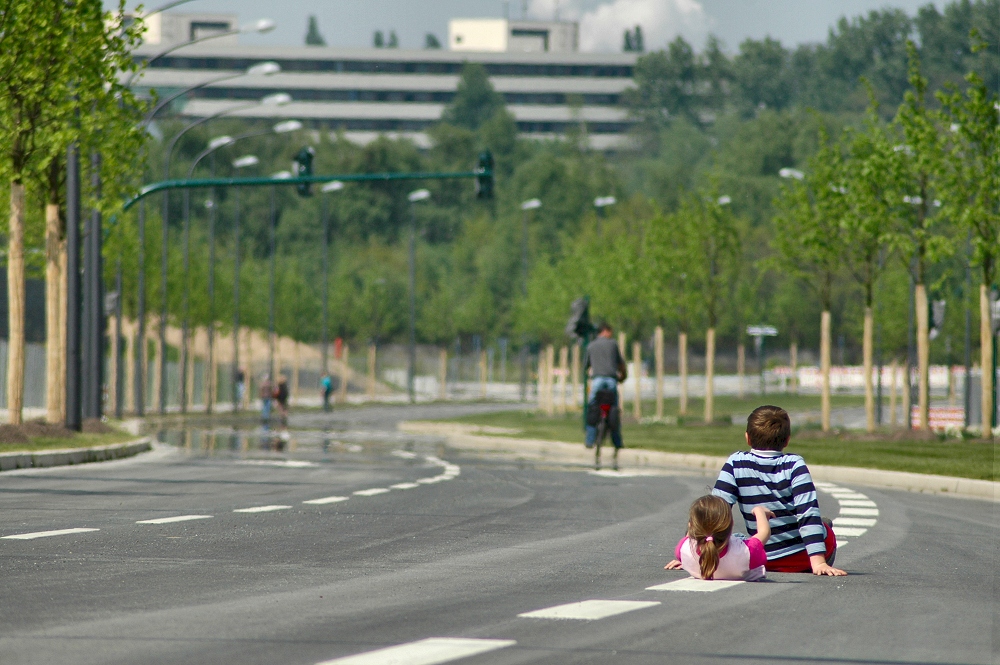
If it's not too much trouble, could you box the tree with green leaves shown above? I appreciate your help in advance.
[887,43,952,432]
[841,97,895,432]
[937,51,999,438]
[305,16,326,46]
[773,128,849,432]
[442,63,507,132]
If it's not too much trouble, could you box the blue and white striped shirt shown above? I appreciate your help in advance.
[712,450,826,559]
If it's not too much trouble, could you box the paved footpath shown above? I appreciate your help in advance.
[0,404,996,664]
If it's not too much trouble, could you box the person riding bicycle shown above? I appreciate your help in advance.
[584,322,627,450]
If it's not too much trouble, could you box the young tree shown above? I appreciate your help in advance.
[773,129,849,432]
[888,43,952,432]
[938,59,999,437]
[305,16,326,46]
[842,99,895,432]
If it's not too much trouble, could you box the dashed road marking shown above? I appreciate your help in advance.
[838,507,879,516]
[839,499,877,507]
[818,483,878,549]
[392,450,419,459]
[233,505,291,513]
[136,515,213,524]
[237,460,318,468]
[834,517,878,527]
[304,496,350,505]
[390,482,421,490]
[354,488,391,496]
[646,578,744,592]
[518,599,660,621]
[2,527,100,540]
[316,637,516,665]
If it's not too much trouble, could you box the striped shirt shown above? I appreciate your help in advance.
[712,450,826,559]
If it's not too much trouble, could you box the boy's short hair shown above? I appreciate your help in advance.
[746,405,791,451]
[597,322,613,334]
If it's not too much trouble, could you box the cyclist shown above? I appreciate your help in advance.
[584,322,627,453]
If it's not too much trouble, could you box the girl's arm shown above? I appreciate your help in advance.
[750,506,775,545]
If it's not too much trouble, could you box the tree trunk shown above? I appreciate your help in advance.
[704,327,715,424]
[980,284,992,438]
[631,341,641,421]
[654,326,663,419]
[820,310,831,432]
[916,283,930,431]
[45,203,63,424]
[8,183,26,425]
[678,331,688,416]
[737,343,745,399]
[863,306,875,433]
[59,238,67,421]
[789,342,797,394]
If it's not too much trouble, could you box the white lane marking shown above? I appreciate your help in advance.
[390,482,420,490]
[136,515,213,524]
[417,477,443,484]
[346,445,363,453]
[303,496,350,505]
[646,578,744,592]
[838,499,878,507]
[838,507,879,516]
[813,482,838,488]
[836,540,848,549]
[237,460,318,468]
[589,469,666,477]
[834,527,868,537]
[518,599,660,621]
[353,488,391,496]
[834,517,877,527]
[2,527,100,540]
[828,493,869,501]
[316,637,516,665]
[392,450,419,459]
[233,505,291,513]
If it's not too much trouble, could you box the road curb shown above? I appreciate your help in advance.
[399,422,998,502]
[0,437,153,472]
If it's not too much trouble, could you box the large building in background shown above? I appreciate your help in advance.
[133,13,637,150]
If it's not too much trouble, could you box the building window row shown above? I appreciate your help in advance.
[185,87,621,106]
[144,56,633,78]
[292,118,630,134]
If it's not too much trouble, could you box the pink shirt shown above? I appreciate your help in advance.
[675,534,767,581]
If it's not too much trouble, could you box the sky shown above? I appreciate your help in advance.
[110,0,942,53]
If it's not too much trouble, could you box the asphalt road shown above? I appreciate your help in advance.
[0,404,996,665]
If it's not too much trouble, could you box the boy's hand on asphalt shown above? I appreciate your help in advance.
[811,562,847,576]
[664,560,682,570]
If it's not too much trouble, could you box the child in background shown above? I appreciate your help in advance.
[665,495,773,581]
[713,405,846,576]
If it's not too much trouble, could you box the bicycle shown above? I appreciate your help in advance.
[589,388,621,471]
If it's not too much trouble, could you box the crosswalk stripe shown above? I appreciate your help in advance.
[518,599,659,620]
[303,496,350,505]
[834,527,868,537]
[233,505,291,513]
[838,507,879,516]
[316,637,516,665]
[838,500,877,507]
[136,515,212,524]
[828,493,869,500]
[2,527,100,540]
[646,578,744,592]
[834,517,877,527]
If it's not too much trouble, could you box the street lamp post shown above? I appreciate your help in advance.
[320,181,345,379]
[406,188,431,403]
[269,171,293,381]
[594,195,616,235]
[230,154,259,411]
[519,198,541,402]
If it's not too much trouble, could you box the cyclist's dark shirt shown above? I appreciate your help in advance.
[585,337,626,379]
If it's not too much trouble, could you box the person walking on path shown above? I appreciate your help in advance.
[321,373,334,412]
[275,376,290,430]
[259,374,273,429]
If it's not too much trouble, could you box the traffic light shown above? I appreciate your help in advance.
[475,150,494,199]
[566,296,594,340]
[293,146,315,197]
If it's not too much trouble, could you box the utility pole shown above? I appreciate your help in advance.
[65,143,82,431]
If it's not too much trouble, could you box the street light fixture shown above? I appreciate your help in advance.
[519,198,542,402]
[320,181,345,380]
[406,188,431,402]
[230,154,258,411]
[779,167,805,180]
[717,195,731,205]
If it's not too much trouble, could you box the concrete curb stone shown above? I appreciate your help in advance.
[0,437,152,472]
[399,421,998,502]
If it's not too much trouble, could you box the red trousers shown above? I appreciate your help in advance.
[765,523,837,573]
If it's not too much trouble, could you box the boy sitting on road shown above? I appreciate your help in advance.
[712,405,846,576]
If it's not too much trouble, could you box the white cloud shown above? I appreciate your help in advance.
[527,0,708,52]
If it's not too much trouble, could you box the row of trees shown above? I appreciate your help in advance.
[521,43,998,434]
[0,0,147,425]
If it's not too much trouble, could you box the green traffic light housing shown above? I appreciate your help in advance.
[293,146,315,197]
[475,150,494,200]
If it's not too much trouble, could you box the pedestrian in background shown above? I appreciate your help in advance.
[321,373,333,412]
[275,376,290,430]
[259,374,273,428]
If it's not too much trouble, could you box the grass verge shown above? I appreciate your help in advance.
[0,425,137,454]
[440,397,997,482]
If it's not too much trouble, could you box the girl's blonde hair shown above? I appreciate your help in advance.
[687,495,734,580]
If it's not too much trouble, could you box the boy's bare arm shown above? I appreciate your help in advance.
[809,554,847,576]
[750,506,774,545]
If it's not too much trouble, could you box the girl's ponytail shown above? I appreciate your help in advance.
[687,495,734,580]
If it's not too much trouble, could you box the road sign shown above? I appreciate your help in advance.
[747,325,778,337]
